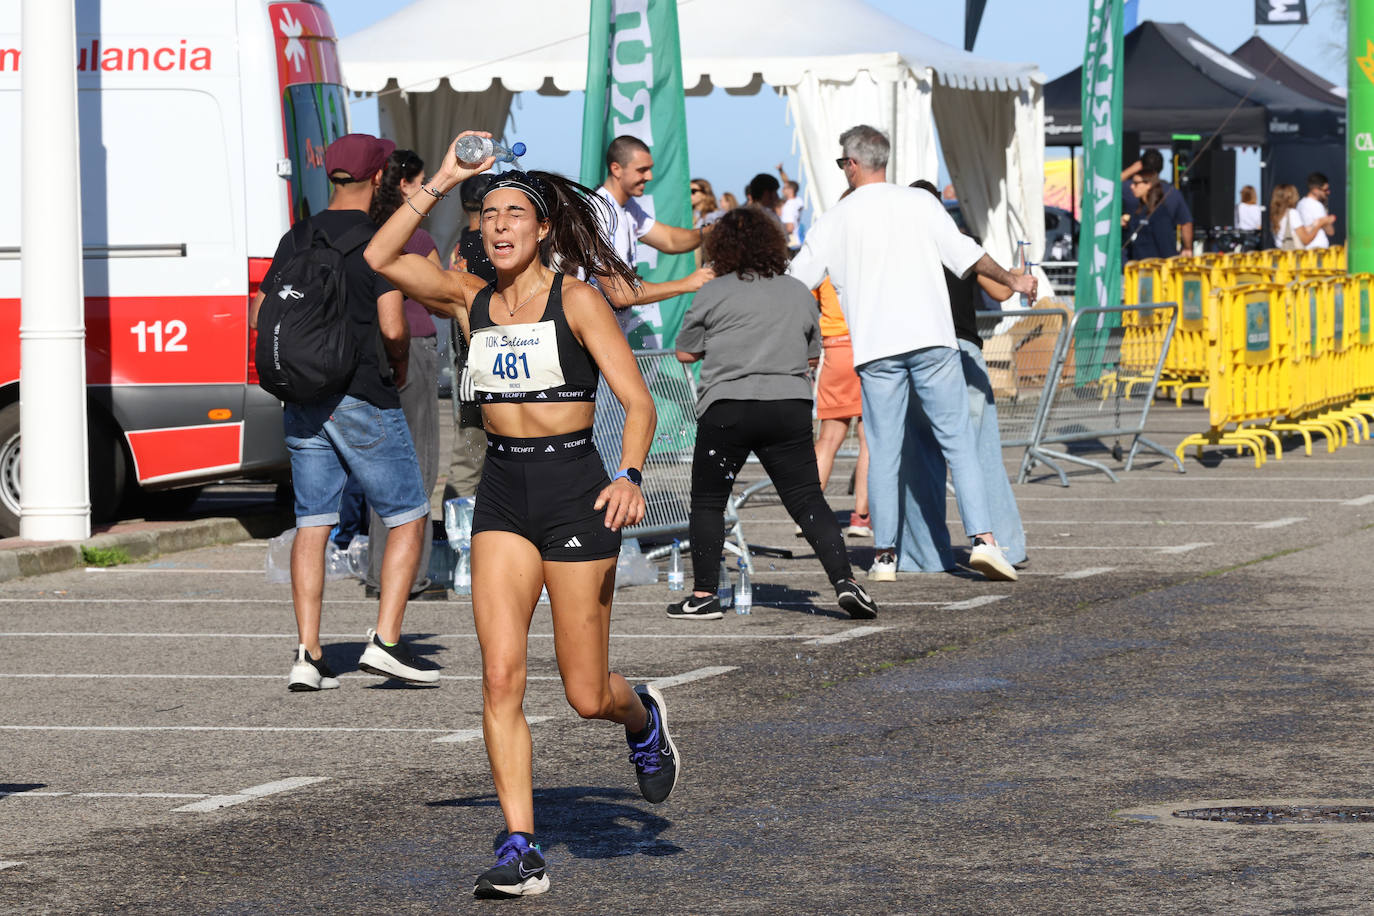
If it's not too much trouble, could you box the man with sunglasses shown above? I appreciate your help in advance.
[1295,172,1337,250]
[789,125,1035,584]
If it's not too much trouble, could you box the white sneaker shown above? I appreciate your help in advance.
[867,553,897,582]
[288,645,339,692]
[357,628,441,685]
[969,543,1018,581]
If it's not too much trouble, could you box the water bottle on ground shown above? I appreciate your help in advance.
[346,535,369,579]
[667,539,684,591]
[454,545,471,595]
[717,557,734,610]
[735,557,752,615]
[443,497,474,548]
[455,135,526,166]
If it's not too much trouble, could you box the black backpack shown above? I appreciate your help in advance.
[255,218,375,403]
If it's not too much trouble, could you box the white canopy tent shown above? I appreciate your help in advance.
[340,0,1045,270]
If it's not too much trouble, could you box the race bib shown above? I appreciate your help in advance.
[470,320,565,393]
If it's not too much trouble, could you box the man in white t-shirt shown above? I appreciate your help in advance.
[594,135,714,308]
[777,164,804,251]
[1295,171,1337,250]
[788,124,1035,584]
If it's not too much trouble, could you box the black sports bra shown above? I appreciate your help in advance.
[467,273,599,403]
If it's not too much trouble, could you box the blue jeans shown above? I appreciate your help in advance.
[284,394,429,529]
[896,340,1027,572]
[859,346,991,556]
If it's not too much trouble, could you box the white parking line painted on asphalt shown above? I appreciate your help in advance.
[802,627,888,646]
[1342,494,1374,506]
[942,595,1009,610]
[0,673,566,681]
[0,861,21,870]
[172,776,329,813]
[1012,497,1351,503]
[646,666,740,688]
[435,716,552,745]
[1158,542,1214,554]
[1022,519,1291,527]
[1060,567,1116,579]
[1,790,209,799]
[0,725,456,735]
[84,567,262,574]
[0,631,903,641]
[1254,517,1306,529]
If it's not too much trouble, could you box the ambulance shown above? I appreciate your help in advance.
[0,0,348,535]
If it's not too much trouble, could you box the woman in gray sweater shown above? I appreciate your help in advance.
[671,206,878,621]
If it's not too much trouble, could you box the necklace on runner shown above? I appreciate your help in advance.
[501,275,548,317]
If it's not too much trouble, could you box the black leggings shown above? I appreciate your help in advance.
[689,399,852,592]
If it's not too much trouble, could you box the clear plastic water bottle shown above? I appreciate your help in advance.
[443,496,474,548]
[346,535,369,579]
[455,136,526,166]
[735,557,752,615]
[716,558,734,610]
[667,539,684,591]
[453,545,471,595]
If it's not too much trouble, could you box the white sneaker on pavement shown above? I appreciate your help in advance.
[969,542,1018,581]
[867,553,897,582]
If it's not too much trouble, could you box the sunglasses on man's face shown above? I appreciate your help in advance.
[836,157,853,169]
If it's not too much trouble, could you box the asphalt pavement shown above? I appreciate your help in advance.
[3,398,1374,914]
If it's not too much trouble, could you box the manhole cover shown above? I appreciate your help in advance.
[1118,799,1374,829]
[1173,805,1374,825]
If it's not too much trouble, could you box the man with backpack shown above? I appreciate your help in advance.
[250,133,439,691]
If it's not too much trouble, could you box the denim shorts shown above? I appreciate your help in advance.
[283,394,430,529]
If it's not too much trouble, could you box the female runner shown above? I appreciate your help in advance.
[366,132,677,900]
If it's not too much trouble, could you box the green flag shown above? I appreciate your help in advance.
[580,0,695,350]
[1350,2,1374,274]
[1073,0,1124,382]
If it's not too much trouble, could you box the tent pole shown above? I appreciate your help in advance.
[1070,146,1076,224]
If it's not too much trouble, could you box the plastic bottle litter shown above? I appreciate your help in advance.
[615,538,658,589]
[443,496,475,548]
[346,535,370,579]
[735,557,752,615]
[265,528,354,583]
[427,539,456,589]
[455,135,526,166]
[667,539,684,591]
[453,545,471,595]
[716,558,734,610]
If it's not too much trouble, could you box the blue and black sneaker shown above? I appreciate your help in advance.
[473,833,549,899]
[626,684,680,804]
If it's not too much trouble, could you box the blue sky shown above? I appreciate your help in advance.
[328,0,1349,208]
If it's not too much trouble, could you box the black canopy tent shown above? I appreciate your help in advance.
[1044,21,1345,241]
[1231,34,1344,106]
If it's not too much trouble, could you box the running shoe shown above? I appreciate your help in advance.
[287,645,339,692]
[969,542,1018,582]
[867,552,897,582]
[845,512,872,538]
[357,628,441,685]
[666,595,724,620]
[834,580,879,620]
[627,684,680,804]
[473,834,549,899]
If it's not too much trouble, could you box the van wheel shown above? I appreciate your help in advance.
[0,403,127,538]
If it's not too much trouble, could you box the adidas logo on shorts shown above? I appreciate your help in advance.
[545,445,555,452]
[536,391,548,399]
[563,536,582,548]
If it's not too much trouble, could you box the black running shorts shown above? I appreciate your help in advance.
[472,428,622,561]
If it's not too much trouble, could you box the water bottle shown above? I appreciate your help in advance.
[453,545,471,595]
[443,497,474,548]
[346,535,369,579]
[735,558,752,615]
[716,558,734,610]
[455,136,526,166]
[667,540,684,591]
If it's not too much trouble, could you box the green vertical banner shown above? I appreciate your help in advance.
[1350,0,1374,274]
[1073,0,1124,382]
[580,0,695,350]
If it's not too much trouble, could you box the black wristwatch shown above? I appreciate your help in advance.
[613,468,642,486]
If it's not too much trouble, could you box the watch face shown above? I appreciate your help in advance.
[624,467,643,485]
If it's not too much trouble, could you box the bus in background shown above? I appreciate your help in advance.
[0,0,347,536]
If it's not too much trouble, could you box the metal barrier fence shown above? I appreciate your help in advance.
[591,349,757,567]
[1022,302,1184,484]
[977,306,1071,454]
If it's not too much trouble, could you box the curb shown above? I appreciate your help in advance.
[0,510,294,583]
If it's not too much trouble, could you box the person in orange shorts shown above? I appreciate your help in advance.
[812,278,871,537]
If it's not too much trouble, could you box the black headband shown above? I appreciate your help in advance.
[483,171,549,219]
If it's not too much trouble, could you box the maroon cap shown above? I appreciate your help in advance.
[324,133,396,181]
